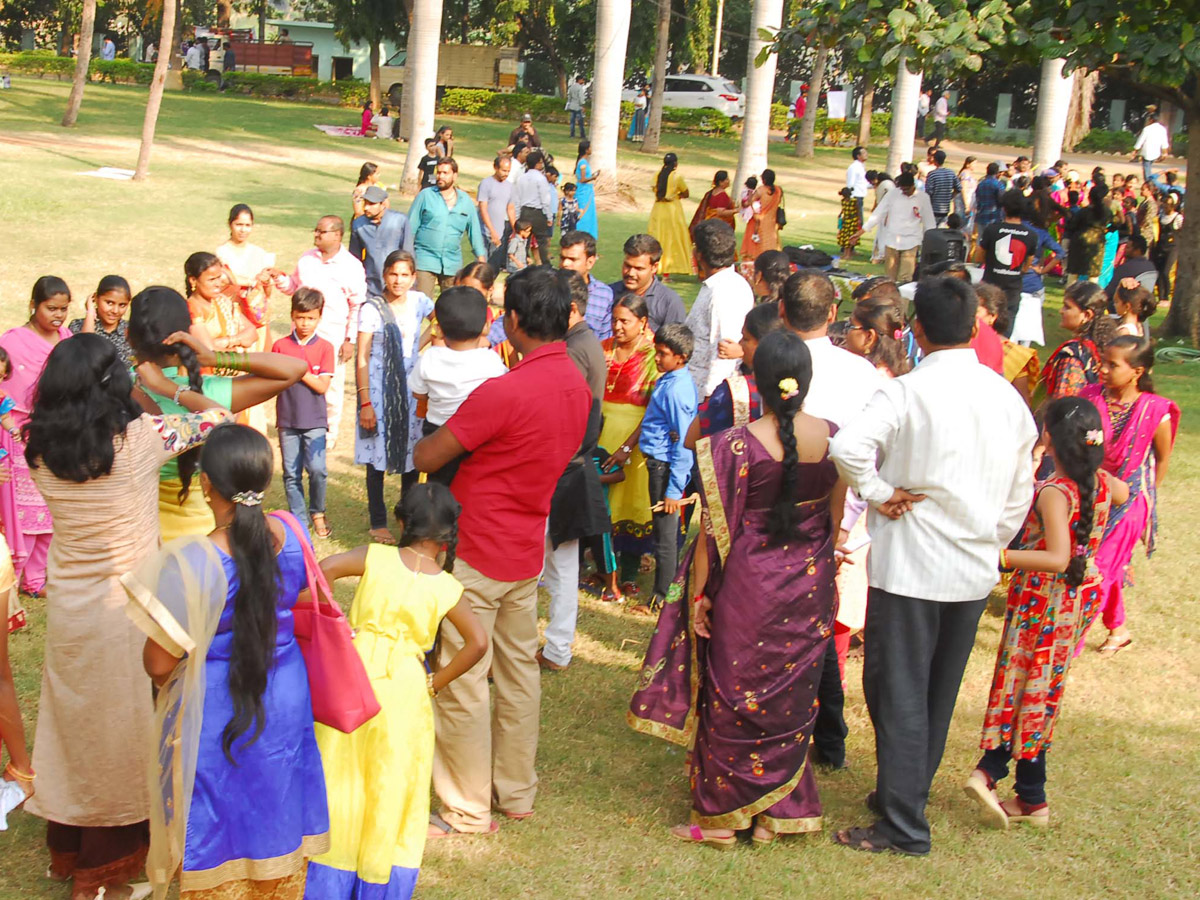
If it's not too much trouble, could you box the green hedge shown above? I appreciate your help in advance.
[180,69,368,106]
[0,49,80,78]
[90,58,156,84]
[437,88,732,135]
[1074,129,1136,154]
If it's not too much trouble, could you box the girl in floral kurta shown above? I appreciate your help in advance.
[964,397,1124,830]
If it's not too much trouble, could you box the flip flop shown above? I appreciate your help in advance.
[832,825,925,856]
[963,771,1008,830]
[427,812,499,839]
[1097,636,1133,657]
[669,823,736,849]
[369,528,398,546]
[311,514,332,539]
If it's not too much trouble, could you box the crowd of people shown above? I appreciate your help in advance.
[0,109,1184,900]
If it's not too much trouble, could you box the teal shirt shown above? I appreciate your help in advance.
[404,186,487,276]
[148,367,234,481]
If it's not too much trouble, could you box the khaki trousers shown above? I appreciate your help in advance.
[884,246,918,284]
[432,559,541,830]
[414,270,456,299]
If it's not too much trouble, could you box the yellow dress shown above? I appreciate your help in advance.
[306,545,462,899]
[647,170,693,276]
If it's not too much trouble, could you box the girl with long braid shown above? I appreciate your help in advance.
[306,483,486,898]
[966,397,1127,829]
[630,330,846,847]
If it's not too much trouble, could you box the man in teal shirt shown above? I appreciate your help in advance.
[405,158,487,296]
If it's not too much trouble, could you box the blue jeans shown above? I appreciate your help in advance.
[1141,156,1161,188]
[279,427,327,523]
[569,109,586,137]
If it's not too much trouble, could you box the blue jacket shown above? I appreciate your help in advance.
[404,187,487,276]
[350,210,410,296]
[639,368,698,499]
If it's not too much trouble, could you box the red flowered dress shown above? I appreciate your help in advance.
[980,475,1111,759]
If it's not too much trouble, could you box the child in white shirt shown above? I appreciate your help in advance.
[411,285,508,484]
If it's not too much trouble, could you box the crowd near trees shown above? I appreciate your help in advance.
[3,0,1199,339]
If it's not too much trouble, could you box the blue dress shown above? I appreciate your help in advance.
[182,523,330,879]
[575,158,599,239]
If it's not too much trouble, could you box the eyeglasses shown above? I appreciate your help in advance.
[313,229,339,235]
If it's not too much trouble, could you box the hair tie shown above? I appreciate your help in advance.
[892,328,902,340]
[1085,428,1103,446]
[232,490,264,507]
[1072,543,1088,558]
[778,377,799,401]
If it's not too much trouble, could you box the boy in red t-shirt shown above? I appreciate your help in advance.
[271,288,335,537]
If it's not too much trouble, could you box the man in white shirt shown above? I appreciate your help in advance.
[855,172,934,284]
[184,40,204,71]
[828,276,1036,857]
[685,220,753,401]
[279,215,367,448]
[846,146,870,222]
[779,268,883,770]
[1133,113,1171,187]
[509,150,556,265]
[929,91,950,148]
[916,89,931,140]
[371,106,395,140]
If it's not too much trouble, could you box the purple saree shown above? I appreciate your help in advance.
[1081,384,1179,634]
[628,425,839,833]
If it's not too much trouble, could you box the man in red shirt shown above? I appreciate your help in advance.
[415,266,590,834]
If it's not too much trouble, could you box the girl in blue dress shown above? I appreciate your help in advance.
[573,140,600,239]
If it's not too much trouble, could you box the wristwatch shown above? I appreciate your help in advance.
[620,444,632,454]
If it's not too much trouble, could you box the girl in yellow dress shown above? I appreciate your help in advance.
[647,153,693,277]
[305,483,487,900]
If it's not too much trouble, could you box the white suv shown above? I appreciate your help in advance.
[623,74,745,120]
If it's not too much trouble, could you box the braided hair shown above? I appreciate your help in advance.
[1108,334,1156,393]
[851,296,911,376]
[394,482,461,573]
[1043,397,1104,588]
[752,330,814,543]
[1063,280,1116,352]
[655,153,678,201]
[128,287,206,501]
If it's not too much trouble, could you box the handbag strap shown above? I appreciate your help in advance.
[269,510,338,615]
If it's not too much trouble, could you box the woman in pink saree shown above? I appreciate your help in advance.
[1080,336,1178,656]
[0,277,73,596]
[629,331,845,847]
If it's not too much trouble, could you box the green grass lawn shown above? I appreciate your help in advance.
[2,80,1200,900]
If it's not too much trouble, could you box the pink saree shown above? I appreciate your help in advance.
[1080,384,1179,634]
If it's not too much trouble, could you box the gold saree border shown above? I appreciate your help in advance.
[690,757,814,832]
[121,569,194,659]
[757,813,823,834]
[695,436,730,565]
[179,833,331,893]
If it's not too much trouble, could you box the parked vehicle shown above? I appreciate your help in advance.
[380,44,519,105]
[622,74,745,120]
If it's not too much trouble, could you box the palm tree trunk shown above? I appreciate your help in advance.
[401,0,445,190]
[884,52,921,178]
[734,0,784,188]
[711,0,724,76]
[61,0,97,127]
[133,0,178,180]
[590,0,631,189]
[369,40,382,110]
[1164,113,1200,340]
[1063,69,1097,151]
[857,79,875,147]
[641,0,671,154]
[1032,56,1074,167]
[794,38,827,158]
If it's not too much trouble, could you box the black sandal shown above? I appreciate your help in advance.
[832,825,925,856]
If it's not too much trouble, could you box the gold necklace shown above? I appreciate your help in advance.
[606,338,644,394]
[402,546,440,564]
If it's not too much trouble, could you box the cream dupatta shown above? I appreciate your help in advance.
[121,537,229,900]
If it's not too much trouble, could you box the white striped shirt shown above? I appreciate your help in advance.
[828,348,1036,602]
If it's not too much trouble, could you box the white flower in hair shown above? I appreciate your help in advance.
[1085,429,1103,447]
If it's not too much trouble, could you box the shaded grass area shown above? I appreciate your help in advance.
[2,81,1200,900]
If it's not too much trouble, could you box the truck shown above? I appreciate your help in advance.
[195,28,315,78]
[380,44,519,106]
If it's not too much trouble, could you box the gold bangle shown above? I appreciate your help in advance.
[426,671,438,698]
[4,762,35,783]
[999,549,1009,569]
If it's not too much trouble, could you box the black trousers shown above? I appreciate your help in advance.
[644,456,678,600]
[862,587,987,853]
[812,636,848,767]
[978,746,1048,806]
[1001,286,1022,337]
[420,419,462,487]
[519,206,552,265]
[366,464,418,529]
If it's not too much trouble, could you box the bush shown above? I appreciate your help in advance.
[1075,129,1136,154]
[90,58,155,84]
[439,87,495,116]
[771,102,790,131]
[946,116,990,142]
[179,69,365,106]
[0,50,76,79]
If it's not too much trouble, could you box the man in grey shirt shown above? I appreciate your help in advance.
[509,150,556,265]
[477,155,514,258]
[607,233,687,336]
[566,75,588,139]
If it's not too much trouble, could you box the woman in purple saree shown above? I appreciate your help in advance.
[629,331,845,847]
[1080,336,1178,656]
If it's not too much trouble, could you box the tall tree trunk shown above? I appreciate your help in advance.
[133,0,178,181]
[61,0,97,127]
[1063,69,1098,151]
[1032,56,1075,167]
[1163,112,1200,340]
[591,0,631,190]
[369,40,381,109]
[258,0,266,43]
[217,0,232,28]
[642,0,670,154]
[884,52,921,178]
[857,78,875,146]
[794,38,827,158]
[401,0,444,190]
[711,0,724,76]
[733,0,783,187]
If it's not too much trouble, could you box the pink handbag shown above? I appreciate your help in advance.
[272,511,381,733]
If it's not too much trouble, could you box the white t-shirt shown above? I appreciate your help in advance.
[409,346,508,426]
[372,114,395,139]
[1134,121,1170,161]
[802,336,884,428]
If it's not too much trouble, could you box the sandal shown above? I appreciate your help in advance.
[427,812,500,839]
[1097,635,1133,657]
[1000,797,1050,828]
[751,825,777,846]
[621,582,641,599]
[963,769,1007,830]
[599,589,624,604]
[669,823,736,849]
[311,514,332,539]
[369,527,398,546]
[832,825,925,856]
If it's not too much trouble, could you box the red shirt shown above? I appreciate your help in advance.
[446,342,590,581]
[971,318,1005,375]
[271,332,335,430]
